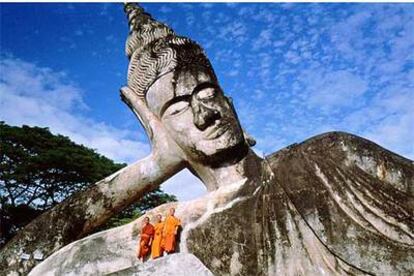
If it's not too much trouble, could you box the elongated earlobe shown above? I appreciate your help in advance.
[243,130,256,147]
[225,96,256,147]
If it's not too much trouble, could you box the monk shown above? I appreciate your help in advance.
[151,214,164,259]
[162,208,181,254]
[136,216,154,262]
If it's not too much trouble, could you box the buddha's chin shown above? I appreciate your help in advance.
[193,133,248,166]
[197,128,242,153]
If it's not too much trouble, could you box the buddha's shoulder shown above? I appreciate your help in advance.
[264,131,413,196]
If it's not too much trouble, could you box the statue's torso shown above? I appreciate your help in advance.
[186,133,414,276]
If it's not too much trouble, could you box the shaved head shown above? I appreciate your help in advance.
[169,208,175,216]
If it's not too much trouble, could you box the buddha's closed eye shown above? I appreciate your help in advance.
[164,100,190,117]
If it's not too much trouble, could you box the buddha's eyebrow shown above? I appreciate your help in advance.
[193,82,218,95]
[160,94,191,117]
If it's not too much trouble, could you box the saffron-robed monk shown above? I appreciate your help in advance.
[137,216,154,261]
[162,208,181,254]
[151,214,164,259]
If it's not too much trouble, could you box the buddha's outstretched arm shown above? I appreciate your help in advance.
[0,87,186,275]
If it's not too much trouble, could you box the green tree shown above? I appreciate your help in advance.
[0,122,176,246]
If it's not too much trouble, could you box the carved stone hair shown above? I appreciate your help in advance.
[124,3,216,98]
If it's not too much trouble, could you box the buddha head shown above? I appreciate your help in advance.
[123,4,252,166]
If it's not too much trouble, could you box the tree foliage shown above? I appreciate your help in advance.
[0,122,176,246]
[98,189,177,231]
[0,122,125,210]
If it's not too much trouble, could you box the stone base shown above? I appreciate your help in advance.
[108,253,213,276]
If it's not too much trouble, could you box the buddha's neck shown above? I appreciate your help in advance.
[189,149,263,191]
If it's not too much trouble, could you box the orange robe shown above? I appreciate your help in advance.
[151,222,164,259]
[138,223,154,259]
[162,215,181,253]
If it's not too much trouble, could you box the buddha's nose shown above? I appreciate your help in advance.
[192,100,221,130]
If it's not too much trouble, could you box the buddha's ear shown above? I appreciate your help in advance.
[243,130,256,147]
[225,96,236,115]
[120,86,154,140]
[225,95,256,147]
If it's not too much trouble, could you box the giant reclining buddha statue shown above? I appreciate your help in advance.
[1,3,413,276]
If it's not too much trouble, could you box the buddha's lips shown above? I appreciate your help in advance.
[204,120,231,140]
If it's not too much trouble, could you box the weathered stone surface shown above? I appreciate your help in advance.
[108,253,213,276]
[28,132,414,276]
[27,203,176,276]
[29,237,212,276]
[185,132,413,275]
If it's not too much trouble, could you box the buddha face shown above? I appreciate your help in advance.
[146,67,246,164]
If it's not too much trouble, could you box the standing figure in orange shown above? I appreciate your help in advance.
[162,208,181,254]
[137,216,154,262]
[151,214,164,259]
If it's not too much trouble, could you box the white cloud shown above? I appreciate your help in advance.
[345,84,414,158]
[0,56,149,164]
[159,5,172,14]
[252,29,273,51]
[284,50,301,64]
[161,169,206,202]
[301,70,369,112]
[217,21,248,46]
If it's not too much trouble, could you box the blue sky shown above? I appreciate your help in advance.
[1,3,413,201]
